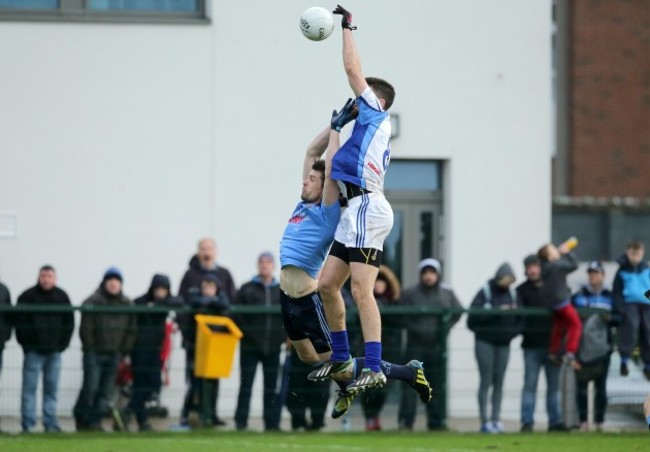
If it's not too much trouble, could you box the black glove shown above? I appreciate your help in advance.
[331,97,358,132]
[645,289,650,301]
[333,4,357,30]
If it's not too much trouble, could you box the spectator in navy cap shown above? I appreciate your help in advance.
[571,260,616,432]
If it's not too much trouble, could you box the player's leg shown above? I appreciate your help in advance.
[354,357,432,403]
[345,254,387,393]
[313,246,353,377]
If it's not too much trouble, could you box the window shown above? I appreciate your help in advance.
[0,0,57,9]
[0,0,206,23]
[88,0,198,12]
[385,160,441,191]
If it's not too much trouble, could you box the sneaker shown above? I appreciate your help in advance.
[346,368,386,394]
[595,423,604,432]
[520,424,533,433]
[480,422,496,434]
[620,362,629,377]
[138,422,153,432]
[44,425,62,433]
[307,357,354,382]
[548,423,570,432]
[579,422,589,432]
[88,423,107,432]
[365,416,381,431]
[406,360,432,403]
[212,417,227,427]
[331,390,356,419]
[75,420,90,432]
[491,421,504,433]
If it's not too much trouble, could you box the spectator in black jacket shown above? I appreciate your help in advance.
[177,237,236,427]
[0,276,10,375]
[73,267,137,432]
[126,274,182,432]
[14,265,74,433]
[179,238,237,302]
[517,254,565,432]
[0,276,9,434]
[179,273,229,428]
[233,251,285,431]
[468,262,521,433]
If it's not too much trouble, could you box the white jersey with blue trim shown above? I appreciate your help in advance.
[331,87,391,193]
[280,200,340,279]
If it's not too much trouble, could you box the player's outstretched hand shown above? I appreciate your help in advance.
[645,289,650,301]
[333,4,357,30]
[331,98,358,132]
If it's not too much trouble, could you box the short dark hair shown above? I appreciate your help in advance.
[366,77,396,110]
[627,240,644,250]
[312,159,326,184]
[537,244,552,261]
[40,265,55,273]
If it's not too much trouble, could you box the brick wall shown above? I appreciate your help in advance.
[569,0,650,197]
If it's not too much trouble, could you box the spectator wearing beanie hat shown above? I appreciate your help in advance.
[73,267,136,432]
[398,258,463,431]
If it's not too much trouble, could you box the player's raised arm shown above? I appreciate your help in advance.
[302,126,330,181]
[322,98,357,206]
[333,5,367,97]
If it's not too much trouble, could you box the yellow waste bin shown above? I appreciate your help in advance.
[194,315,243,379]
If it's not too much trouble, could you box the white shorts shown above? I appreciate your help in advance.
[334,192,394,251]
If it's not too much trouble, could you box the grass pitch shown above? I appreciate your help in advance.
[0,430,648,451]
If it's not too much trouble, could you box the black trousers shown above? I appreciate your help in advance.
[576,357,610,423]
[399,343,442,429]
[285,349,330,430]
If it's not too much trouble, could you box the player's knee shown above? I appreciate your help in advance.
[318,279,339,298]
[351,284,373,305]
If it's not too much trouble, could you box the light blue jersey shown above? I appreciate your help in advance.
[331,87,391,193]
[280,200,341,279]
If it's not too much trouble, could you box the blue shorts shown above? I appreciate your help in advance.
[280,290,332,354]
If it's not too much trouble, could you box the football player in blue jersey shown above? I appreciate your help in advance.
[279,101,431,420]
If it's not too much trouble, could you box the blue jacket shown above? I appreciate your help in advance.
[613,254,650,309]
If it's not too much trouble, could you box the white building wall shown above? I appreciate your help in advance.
[0,0,553,425]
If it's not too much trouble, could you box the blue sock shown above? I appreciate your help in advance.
[364,341,382,372]
[330,330,350,362]
[621,356,629,365]
[379,360,415,383]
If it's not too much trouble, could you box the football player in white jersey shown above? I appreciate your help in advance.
[309,5,398,393]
